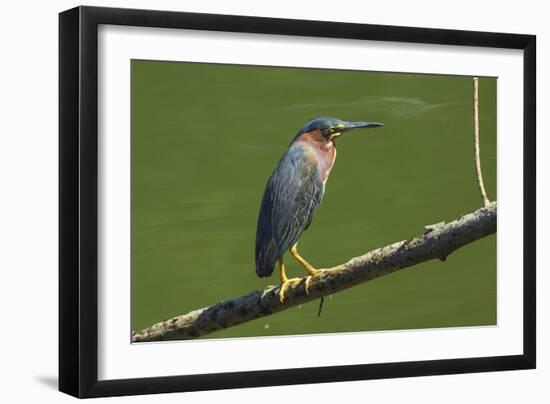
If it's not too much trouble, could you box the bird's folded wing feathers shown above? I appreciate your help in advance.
[255,144,324,276]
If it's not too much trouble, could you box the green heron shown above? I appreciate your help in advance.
[255,116,384,303]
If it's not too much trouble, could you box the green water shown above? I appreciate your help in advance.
[131,60,497,339]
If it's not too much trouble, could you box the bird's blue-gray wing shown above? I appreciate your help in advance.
[255,144,324,277]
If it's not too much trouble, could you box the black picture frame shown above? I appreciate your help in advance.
[59,5,536,398]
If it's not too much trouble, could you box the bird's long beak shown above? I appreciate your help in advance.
[342,121,384,132]
[331,121,384,139]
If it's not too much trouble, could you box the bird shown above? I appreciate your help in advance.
[255,116,384,303]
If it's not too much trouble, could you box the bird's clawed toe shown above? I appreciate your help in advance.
[278,277,302,303]
[278,268,326,302]
[304,269,323,295]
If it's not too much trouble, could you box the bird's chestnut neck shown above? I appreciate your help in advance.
[293,130,335,148]
[293,130,337,182]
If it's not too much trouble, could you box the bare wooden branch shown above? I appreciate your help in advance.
[473,77,491,206]
[132,202,497,342]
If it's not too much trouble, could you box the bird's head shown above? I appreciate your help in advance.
[293,116,384,144]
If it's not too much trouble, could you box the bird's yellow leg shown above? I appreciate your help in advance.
[277,257,301,303]
[289,243,321,294]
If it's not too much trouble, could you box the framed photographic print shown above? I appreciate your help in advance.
[59,5,536,398]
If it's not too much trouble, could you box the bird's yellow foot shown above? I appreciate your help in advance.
[304,269,323,295]
[278,277,302,303]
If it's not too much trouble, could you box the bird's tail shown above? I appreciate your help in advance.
[255,250,276,278]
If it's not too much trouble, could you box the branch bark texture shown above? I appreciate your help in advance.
[132,202,497,342]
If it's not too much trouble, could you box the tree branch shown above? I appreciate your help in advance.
[132,202,497,342]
